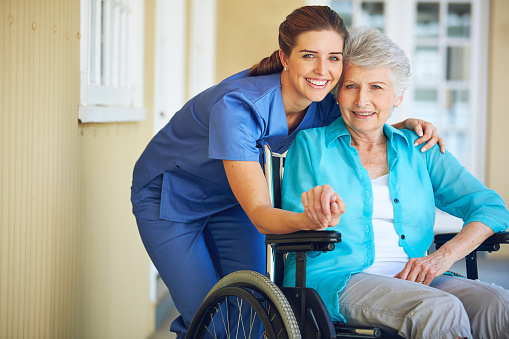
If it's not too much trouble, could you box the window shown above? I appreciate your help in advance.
[328,0,385,31]
[413,1,481,171]
[79,0,146,123]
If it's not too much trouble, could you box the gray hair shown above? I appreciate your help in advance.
[339,26,411,98]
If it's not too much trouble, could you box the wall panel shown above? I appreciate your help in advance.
[1,0,81,337]
[487,0,509,257]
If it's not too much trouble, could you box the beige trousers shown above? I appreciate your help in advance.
[337,273,509,339]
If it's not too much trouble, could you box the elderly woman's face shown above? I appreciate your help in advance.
[337,64,402,136]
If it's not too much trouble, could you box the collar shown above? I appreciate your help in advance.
[324,116,411,148]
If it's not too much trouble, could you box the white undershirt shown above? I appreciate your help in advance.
[363,174,409,277]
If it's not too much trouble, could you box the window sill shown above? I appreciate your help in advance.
[78,105,146,123]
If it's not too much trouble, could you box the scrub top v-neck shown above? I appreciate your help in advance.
[131,69,341,223]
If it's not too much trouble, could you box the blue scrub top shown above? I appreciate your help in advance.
[132,69,341,222]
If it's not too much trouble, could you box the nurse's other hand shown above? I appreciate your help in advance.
[400,118,445,154]
[301,185,345,229]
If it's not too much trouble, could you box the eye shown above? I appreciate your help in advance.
[372,85,383,89]
[329,56,341,61]
[303,54,315,58]
[345,84,356,89]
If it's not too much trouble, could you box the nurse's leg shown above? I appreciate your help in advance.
[203,205,267,338]
[205,204,266,276]
[131,177,219,338]
[431,275,509,339]
[337,273,472,339]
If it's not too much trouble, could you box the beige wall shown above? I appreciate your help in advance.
[487,0,509,201]
[1,1,508,338]
[487,0,509,257]
[1,0,155,338]
[1,0,82,337]
[215,0,305,82]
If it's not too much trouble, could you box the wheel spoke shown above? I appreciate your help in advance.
[249,306,256,339]
[236,297,246,338]
[205,310,217,338]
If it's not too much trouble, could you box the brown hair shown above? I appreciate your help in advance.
[249,6,349,77]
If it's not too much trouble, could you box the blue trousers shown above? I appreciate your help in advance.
[131,175,266,338]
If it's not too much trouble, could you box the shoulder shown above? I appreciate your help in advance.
[218,71,282,101]
[291,126,328,153]
[385,125,420,149]
[201,72,282,118]
[297,125,327,140]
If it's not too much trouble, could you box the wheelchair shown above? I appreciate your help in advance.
[185,145,509,339]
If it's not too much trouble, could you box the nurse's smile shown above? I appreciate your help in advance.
[306,78,329,87]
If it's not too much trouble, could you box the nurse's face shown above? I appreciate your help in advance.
[280,30,344,111]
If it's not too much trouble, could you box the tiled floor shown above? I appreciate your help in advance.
[150,256,509,339]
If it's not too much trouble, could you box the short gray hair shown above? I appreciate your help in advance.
[339,26,411,98]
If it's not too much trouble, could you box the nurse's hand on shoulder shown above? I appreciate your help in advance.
[301,185,346,229]
[393,118,445,154]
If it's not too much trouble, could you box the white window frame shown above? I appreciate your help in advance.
[79,0,146,123]
[188,0,217,99]
[153,0,187,133]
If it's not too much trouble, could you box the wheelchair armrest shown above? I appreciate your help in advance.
[434,231,509,280]
[265,230,341,253]
[434,231,509,252]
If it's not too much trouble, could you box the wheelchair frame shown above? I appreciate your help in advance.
[185,145,509,339]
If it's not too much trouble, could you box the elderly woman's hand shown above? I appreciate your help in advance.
[395,221,496,285]
[394,251,456,286]
[301,185,346,229]
[393,118,446,154]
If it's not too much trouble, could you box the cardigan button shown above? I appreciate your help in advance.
[401,235,405,240]
[394,198,399,203]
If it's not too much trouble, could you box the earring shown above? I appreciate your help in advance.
[284,67,287,71]
[395,104,400,107]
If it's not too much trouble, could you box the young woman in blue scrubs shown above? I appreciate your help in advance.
[130,6,443,338]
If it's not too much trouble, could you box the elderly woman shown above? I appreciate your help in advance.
[281,26,509,339]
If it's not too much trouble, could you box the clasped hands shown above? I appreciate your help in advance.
[301,184,346,230]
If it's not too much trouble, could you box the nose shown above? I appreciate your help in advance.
[315,58,326,75]
[355,88,369,107]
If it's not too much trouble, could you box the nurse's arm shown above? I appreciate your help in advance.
[223,160,342,235]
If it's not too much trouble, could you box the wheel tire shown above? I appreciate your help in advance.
[186,270,301,339]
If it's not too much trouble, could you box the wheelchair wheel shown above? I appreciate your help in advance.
[186,270,301,339]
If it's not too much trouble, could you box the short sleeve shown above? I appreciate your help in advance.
[208,92,265,161]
